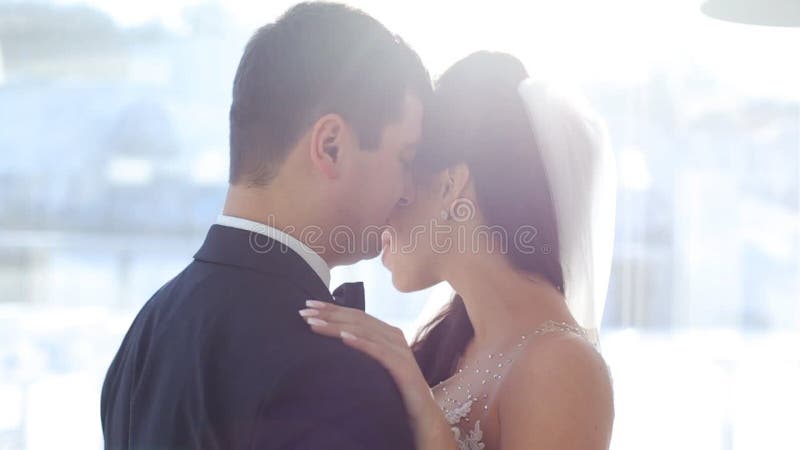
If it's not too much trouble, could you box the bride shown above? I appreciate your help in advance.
[298,51,616,450]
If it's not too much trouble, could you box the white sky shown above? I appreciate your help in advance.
[51,0,800,100]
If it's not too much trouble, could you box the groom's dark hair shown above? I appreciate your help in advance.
[229,2,430,186]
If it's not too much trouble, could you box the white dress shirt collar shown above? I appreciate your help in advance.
[215,214,331,289]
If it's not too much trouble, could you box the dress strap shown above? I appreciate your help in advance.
[525,320,597,347]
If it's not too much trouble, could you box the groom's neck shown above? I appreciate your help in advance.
[223,184,299,225]
[222,184,339,264]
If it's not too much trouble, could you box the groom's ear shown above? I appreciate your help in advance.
[309,114,346,179]
[441,163,471,202]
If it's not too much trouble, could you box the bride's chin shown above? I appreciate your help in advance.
[395,279,439,295]
[388,269,416,293]
[392,282,415,293]
[384,253,431,293]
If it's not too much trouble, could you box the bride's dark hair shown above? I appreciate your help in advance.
[410,51,564,386]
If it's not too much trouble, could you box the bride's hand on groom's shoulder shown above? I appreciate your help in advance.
[299,300,431,406]
[299,300,457,450]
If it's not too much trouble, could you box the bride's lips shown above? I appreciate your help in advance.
[380,229,392,266]
[381,229,392,247]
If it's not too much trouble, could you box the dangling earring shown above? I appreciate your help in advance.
[439,209,450,221]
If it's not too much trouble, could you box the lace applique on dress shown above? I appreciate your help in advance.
[443,398,473,425]
[433,320,592,450]
[450,418,485,450]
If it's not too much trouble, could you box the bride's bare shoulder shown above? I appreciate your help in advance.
[496,331,614,449]
[513,328,609,378]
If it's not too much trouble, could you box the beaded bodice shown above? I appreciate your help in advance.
[431,321,593,450]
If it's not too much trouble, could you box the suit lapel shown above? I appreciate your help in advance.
[193,225,333,302]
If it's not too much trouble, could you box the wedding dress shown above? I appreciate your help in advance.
[432,321,595,450]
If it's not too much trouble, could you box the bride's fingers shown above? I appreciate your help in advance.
[304,317,358,339]
[300,301,403,342]
[303,314,404,354]
[339,333,388,365]
[302,300,368,324]
[304,317,421,391]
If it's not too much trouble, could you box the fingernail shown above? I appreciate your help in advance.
[340,331,358,341]
[306,300,327,308]
[306,317,328,327]
[298,309,319,317]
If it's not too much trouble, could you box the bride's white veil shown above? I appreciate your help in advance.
[517,79,617,346]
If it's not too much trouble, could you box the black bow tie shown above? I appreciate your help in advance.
[331,282,365,311]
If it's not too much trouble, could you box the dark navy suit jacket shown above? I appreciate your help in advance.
[101,224,414,450]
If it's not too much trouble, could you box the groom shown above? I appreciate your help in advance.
[100,3,430,449]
